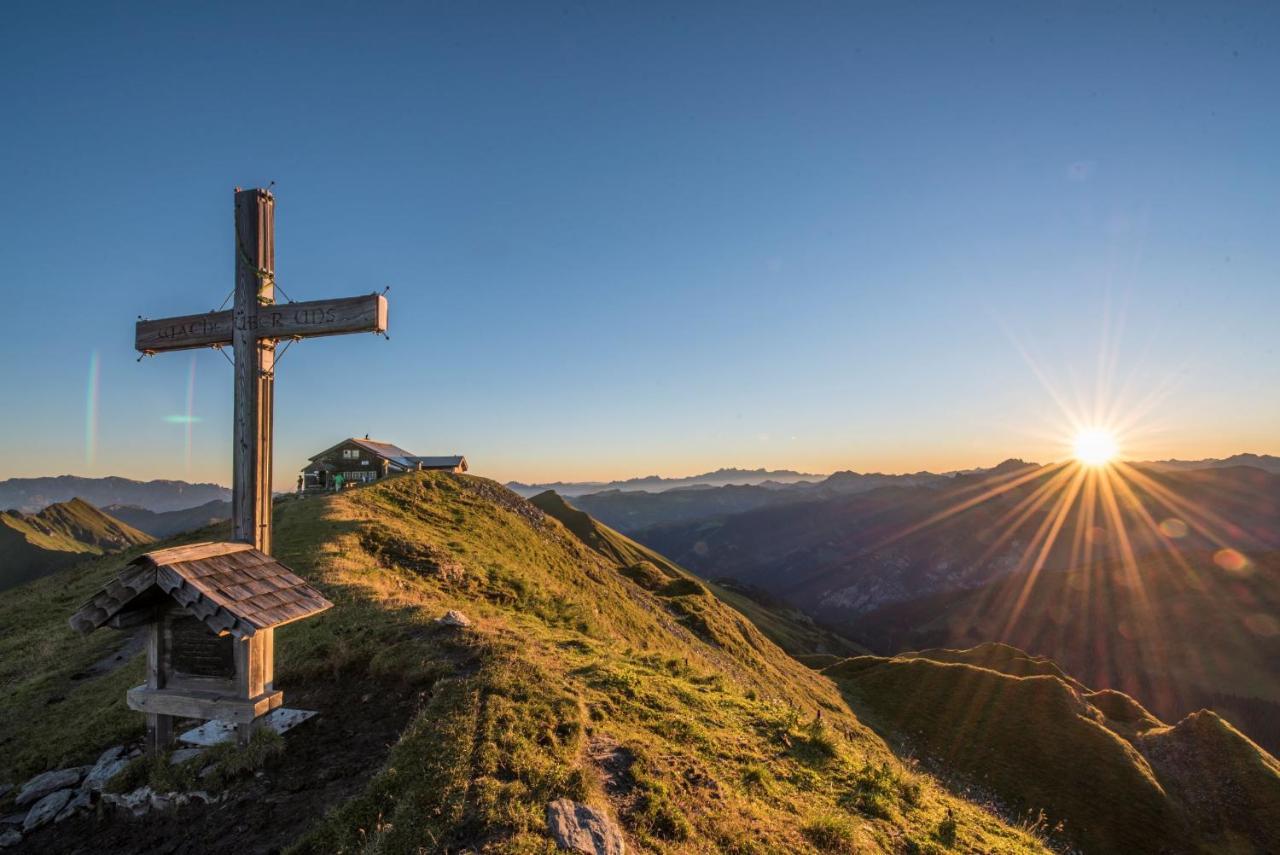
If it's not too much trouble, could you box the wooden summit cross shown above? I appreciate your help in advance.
[136,188,388,552]
[63,189,385,753]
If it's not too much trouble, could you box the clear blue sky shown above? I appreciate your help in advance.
[2,2,1277,487]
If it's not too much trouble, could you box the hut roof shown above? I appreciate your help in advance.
[409,455,468,470]
[69,542,333,639]
[301,438,467,472]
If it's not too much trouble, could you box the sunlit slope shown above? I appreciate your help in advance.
[0,497,153,590]
[824,644,1280,855]
[529,489,866,658]
[0,473,1045,854]
[855,550,1280,753]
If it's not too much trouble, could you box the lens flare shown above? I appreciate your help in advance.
[185,356,197,472]
[84,350,100,466]
[1073,429,1118,467]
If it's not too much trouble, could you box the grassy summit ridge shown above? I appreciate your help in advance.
[0,473,1044,854]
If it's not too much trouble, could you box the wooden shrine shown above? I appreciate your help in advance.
[66,187,388,751]
[70,542,332,747]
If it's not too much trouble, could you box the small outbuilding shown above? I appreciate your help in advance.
[69,541,332,751]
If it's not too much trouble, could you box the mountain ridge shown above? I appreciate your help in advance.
[0,498,153,591]
[103,499,232,538]
[0,475,231,514]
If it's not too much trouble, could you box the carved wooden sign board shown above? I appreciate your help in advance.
[136,293,387,353]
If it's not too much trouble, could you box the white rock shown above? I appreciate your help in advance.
[102,786,155,818]
[15,768,82,807]
[0,830,21,848]
[23,789,73,832]
[546,799,625,855]
[437,609,473,627]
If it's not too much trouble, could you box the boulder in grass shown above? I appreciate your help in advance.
[23,789,72,832]
[0,830,21,848]
[546,799,625,855]
[15,769,81,807]
[437,610,473,628]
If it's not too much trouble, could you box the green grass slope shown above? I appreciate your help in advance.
[0,497,153,591]
[852,549,1280,755]
[0,473,1046,854]
[530,489,865,659]
[898,642,1088,692]
[824,644,1280,854]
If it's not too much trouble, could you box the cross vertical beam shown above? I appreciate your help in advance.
[233,189,275,553]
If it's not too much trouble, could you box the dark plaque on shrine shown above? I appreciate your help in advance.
[169,614,236,679]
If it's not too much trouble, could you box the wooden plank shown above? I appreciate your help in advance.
[147,620,165,690]
[127,685,282,723]
[247,633,265,697]
[145,541,254,565]
[262,628,275,693]
[134,294,387,353]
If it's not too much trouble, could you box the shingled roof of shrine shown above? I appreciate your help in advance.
[69,541,333,639]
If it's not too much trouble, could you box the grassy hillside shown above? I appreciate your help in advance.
[0,498,153,591]
[853,550,1280,755]
[824,644,1280,854]
[530,490,865,658]
[0,473,1045,854]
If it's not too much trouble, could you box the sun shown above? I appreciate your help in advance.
[1073,428,1118,467]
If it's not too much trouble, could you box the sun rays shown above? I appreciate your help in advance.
[875,315,1274,716]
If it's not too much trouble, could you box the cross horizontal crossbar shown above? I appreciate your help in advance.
[135,294,387,354]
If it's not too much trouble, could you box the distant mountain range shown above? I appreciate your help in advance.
[0,498,153,591]
[0,475,230,514]
[1146,452,1280,472]
[540,454,1279,535]
[571,468,949,532]
[104,499,232,538]
[506,467,825,497]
